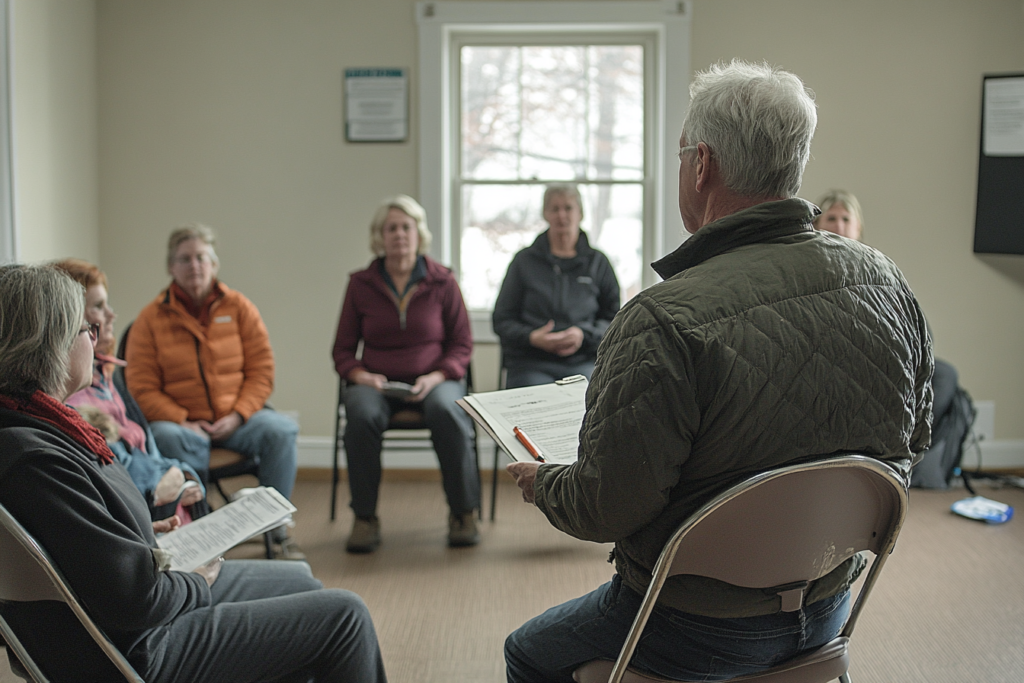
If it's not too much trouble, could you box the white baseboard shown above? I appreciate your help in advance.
[298,436,1024,471]
[965,439,1024,470]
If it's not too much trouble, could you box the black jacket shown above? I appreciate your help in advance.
[492,230,620,366]
[0,409,210,681]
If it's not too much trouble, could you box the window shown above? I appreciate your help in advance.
[417,1,691,330]
[459,41,646,309]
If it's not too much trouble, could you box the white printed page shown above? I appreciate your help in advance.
[156,487,296,572]
[463,379,587,465]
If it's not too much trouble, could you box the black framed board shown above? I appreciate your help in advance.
[974,72,1024,255]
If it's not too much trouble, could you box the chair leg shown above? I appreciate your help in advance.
[490,443,500,521]
[330,454,339,522]
[263,531,274,559]
[838,673,852,683]
[476,442,483,521]
[214,480,230,506]
[330,405,342,522]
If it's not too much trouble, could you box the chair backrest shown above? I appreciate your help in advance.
[116,321,133,361]
[668,456,904,591]
[607,455,907,683]
[0,503,145,682]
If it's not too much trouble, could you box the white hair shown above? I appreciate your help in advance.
[682,60,817,198]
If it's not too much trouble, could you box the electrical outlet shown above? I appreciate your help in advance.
[972,400,994,442]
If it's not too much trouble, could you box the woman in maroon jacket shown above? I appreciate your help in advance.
[333,195,478,553]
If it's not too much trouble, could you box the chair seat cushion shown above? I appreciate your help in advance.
[209,447,246,469]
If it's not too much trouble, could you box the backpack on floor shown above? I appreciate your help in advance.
[911,386,976,489]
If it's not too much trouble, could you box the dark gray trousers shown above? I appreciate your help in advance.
[131,560,387,683]
[343,381,479,517]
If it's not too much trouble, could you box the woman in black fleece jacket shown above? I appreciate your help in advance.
[0,264,387,683]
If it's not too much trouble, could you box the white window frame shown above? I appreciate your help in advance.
[416,1,691,336]
[0,0,14,264]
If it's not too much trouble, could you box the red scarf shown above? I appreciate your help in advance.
[0,390,115,465]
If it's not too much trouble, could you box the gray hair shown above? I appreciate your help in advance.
[167,223,220,269]
[681,60,817,198]
[814,189,864,234]
[542,184,584,219]
[369,195,432,257]
[0,264,85,398]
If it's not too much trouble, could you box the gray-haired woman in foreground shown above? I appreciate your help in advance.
[0,264,387,683]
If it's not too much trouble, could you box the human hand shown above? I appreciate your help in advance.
[205,412,243,441]
[529,321,583,356]
[152,515,181,534]
[528,320,557,351]
[406,371,445,402]
[506,461,541,504]
[192,556,224,587]
[348,368,387,391]
[182,420,211,441]
[180,484,203,506]
[550,326,584,356]
[153,467,186,506]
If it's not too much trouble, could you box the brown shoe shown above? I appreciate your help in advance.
[346,516,381,553]
[448,511,480,547]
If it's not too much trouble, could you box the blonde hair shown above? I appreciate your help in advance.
[0,265,85,398]
[814,189,864,236]
[369,195,432,257]
[542,184,584,219]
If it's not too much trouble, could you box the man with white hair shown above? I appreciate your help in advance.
[505,60,933,682]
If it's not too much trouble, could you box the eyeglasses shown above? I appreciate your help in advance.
[676,145,698,161]
[173,253,212,266]
[79,323,100,344]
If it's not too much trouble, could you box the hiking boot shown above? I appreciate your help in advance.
[346,516,381,553]
[448,511,480,547]
[275,536,307,561]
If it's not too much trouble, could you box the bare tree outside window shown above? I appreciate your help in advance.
[459,44,644,310]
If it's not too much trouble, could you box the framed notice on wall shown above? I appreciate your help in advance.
[974,72,1024,255]
[344,68,408,142]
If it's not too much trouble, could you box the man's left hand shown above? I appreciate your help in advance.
[506,461,541,504]
[205,412,243,441]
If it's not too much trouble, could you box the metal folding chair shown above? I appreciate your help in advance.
[329,364,486,521]
[573,455,908,683]
[0,502,145,682]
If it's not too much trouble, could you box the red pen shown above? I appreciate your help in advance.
[513,426,545,463]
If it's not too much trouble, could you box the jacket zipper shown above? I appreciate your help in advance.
[194,337,215,417]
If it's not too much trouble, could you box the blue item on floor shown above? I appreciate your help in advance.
[951,496,1013,523]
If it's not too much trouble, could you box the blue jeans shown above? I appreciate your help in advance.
[344,381,479,517]
[150,409,298,501]
[130,561,387,683]
[505,574,850,683]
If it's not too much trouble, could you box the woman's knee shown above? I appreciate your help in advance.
[150,421,209,452]
[344,387,390,428]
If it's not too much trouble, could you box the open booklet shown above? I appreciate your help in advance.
[457,375,588,466]
[156,486,296,572]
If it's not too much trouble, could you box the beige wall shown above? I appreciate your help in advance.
[689,0,1024,440]
[92,0,1024,439]
[11,0,98,264]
